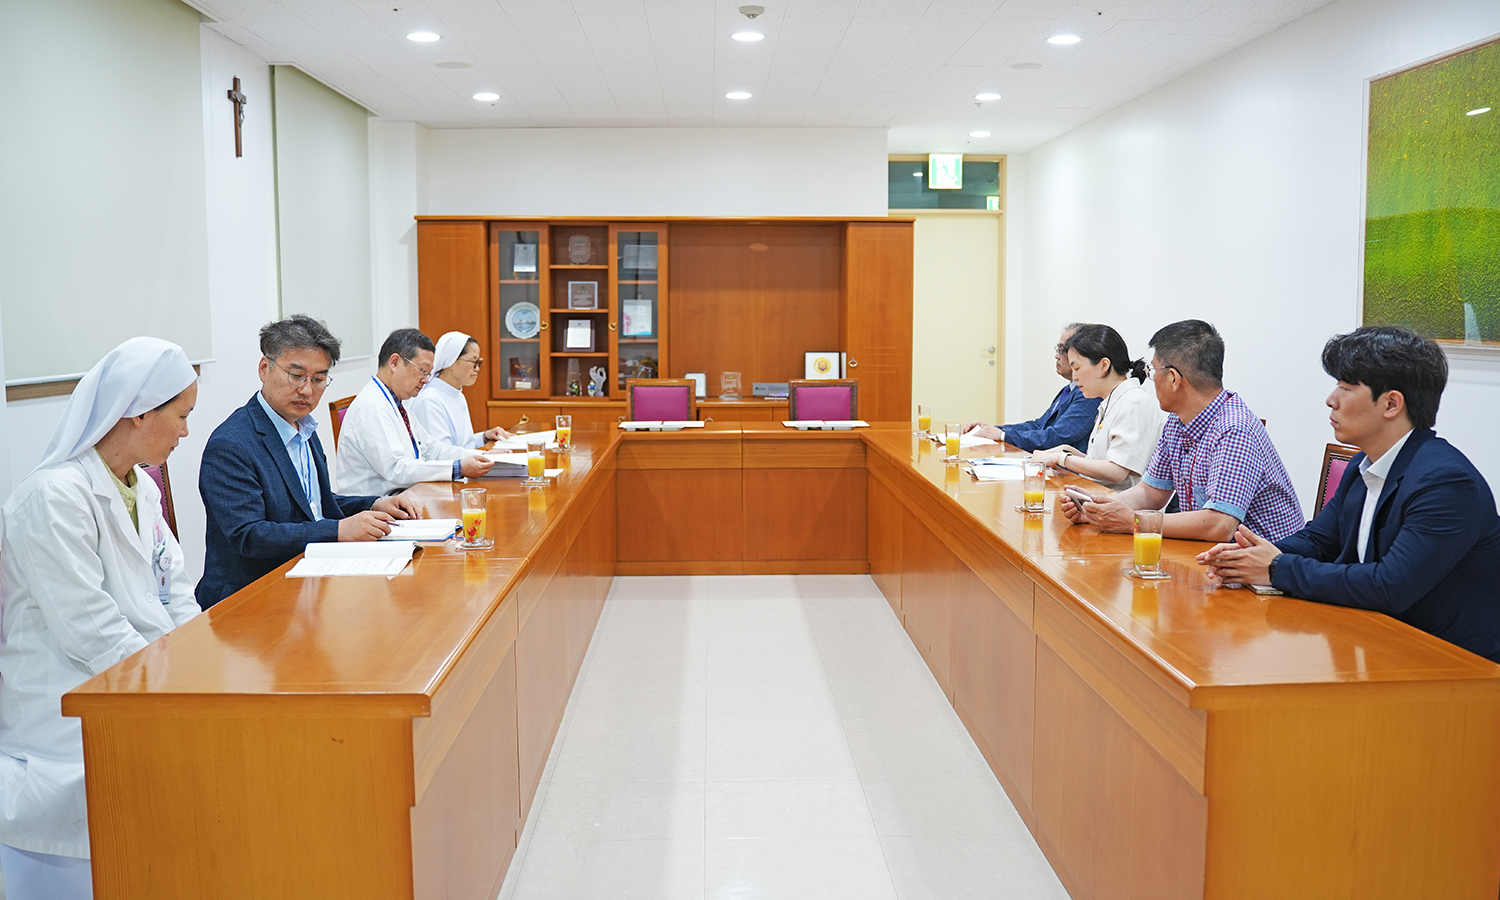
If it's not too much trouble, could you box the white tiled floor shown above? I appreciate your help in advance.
[497,574,1070,900]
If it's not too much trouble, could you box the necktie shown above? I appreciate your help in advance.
[396,400,419,459]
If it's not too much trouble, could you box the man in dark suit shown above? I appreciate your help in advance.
[961,324,1102,451]
[196,315,420,608]
[1200,326,1500,663]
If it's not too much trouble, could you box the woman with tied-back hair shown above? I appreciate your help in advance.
[0,337,202,899]
[1029,324,1166,492]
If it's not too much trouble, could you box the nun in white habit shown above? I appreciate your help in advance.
[0,337,202,900]
[407,331,513,449]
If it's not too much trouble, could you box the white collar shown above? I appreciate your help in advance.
[1359,428,1413,482]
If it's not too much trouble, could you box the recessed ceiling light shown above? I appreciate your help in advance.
[975,92,1001,102]
[1467,106,1492,116]
[473,92,500,102]
[725,91,752,99]
[732,31,765,41]
[406,31,441,42]
[1047,34,1081,45]
[435,61,472,69]
[970,131,991,138]
[1011,62,1043,70]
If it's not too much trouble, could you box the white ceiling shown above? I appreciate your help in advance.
[189,0,1335,153]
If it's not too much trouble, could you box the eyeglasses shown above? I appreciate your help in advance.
[270,360,332,390]
[457,355,484,370]
[401,356,433,381]
[1144,362,1181,379]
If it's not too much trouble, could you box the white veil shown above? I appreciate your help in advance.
[431,331,472,375]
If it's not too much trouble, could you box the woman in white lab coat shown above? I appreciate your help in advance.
[407,331,512,449]
[0,337,202,900]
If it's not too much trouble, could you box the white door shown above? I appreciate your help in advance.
[910,213,1003,430]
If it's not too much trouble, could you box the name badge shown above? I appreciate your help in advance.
[152,523,171,605]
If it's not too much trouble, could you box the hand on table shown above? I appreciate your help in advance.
[1031,448,1068,468]
[1197,525,1280,588]
[961,423,1004,443]
[460,455,495,479]
[483,427,514,442]
[338,510,394,541]
[372,493,420,520]
[1061,493,1134,533]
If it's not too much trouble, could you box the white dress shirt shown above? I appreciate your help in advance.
[407,377,483,450]
[1084,377,1167,491]
[1356,429,1412,562]
[336,377,469,495]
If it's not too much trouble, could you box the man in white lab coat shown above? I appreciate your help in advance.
[335,328,494,495]
[0,337,203,900]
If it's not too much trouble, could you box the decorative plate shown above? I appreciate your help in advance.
[504,301,541,339]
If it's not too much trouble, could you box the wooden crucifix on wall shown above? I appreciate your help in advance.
[227,77,248,157]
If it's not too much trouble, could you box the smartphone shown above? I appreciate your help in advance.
[1063,486,1095,505]
[1246,584,1284,596]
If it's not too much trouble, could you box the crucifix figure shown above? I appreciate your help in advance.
[227,77,248,157]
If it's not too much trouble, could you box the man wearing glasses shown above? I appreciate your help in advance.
[961,324,1101,452]
[1062,319,1304,542]
[196,315,422,608]
[336,327,495,496]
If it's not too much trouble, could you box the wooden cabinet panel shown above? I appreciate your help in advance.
[899,511,953,696]
[417,221,492,429]
[697,399,788,422]
[842,223,913,423]
[1033,641,1207,900]
[743,468,866,561]
[515,548,571,821]
[867,474,902,614]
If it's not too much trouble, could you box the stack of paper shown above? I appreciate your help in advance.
[479,451,529,478]
[931,433,1003,449]
[379,519,461,542]
[491,429,558,451]
[618,421,705,431]
[970,464,1026,482]
[288,541,417,577]
[782,420,870,430]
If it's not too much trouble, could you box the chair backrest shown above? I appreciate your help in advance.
[626,379,696,421]
[1317,442,1360,512]
[788,379,858,420]
[140,462,177,539]
[328,396,356,447]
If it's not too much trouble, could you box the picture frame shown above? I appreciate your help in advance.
[564,319,594,351]
[567,281,599,310]
[512,243,537,274]
[622,298,653,337]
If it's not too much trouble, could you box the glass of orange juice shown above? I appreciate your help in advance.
[916,404,932,436]
[556,414,573,451]
[525,436,548,485]
[458,487,493,550]
[943,423,962,461]
[1021,460,1046,512]
[1130,508,1169,579]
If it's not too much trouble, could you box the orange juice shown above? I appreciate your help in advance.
[917,415,931,433]
[556,426,572,449]
[945,435,960,456]
[462,509,486,544]
[1024,489,1045,507]
[527,455,545,478]
[1133,532,1162,568]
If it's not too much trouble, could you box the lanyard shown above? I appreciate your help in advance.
[372,376,419,458]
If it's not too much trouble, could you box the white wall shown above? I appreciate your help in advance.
[420,127,888,217]
[1012,0,1500,507]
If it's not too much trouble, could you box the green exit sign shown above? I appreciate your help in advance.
[928,154,963,189]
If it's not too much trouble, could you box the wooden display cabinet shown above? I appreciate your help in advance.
[490,224,547,398]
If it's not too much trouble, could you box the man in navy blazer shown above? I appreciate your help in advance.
[197,316,420,608]
[1200,326,1500,663]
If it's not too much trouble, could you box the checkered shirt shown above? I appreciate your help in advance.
[1142,390,1304,541]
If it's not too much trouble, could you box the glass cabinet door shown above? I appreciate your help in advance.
[492,226,546,396]
[612,227,666,389]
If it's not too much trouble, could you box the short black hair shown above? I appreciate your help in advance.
[1321,326,1446,431]
[378,328,435,365]
[1065,324,1148,383]
[1149,319,1224,388]
[260,314,341,366]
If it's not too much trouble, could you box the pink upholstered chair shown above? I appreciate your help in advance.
[788,379,858,420]
[1317,442,1360,513]
[328,396,355,448]
[626,379,696,421]
[140,462,178,539]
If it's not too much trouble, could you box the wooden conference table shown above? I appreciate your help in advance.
[64,425,1500,900]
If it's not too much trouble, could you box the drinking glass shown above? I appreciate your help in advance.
[555,414,572,451]
[1129,508,1169,579]
[1021,460,1046,512]
[943,424,962,461]
[916,404,932,436]
[524,437,548,485]
[458,488,493,550]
